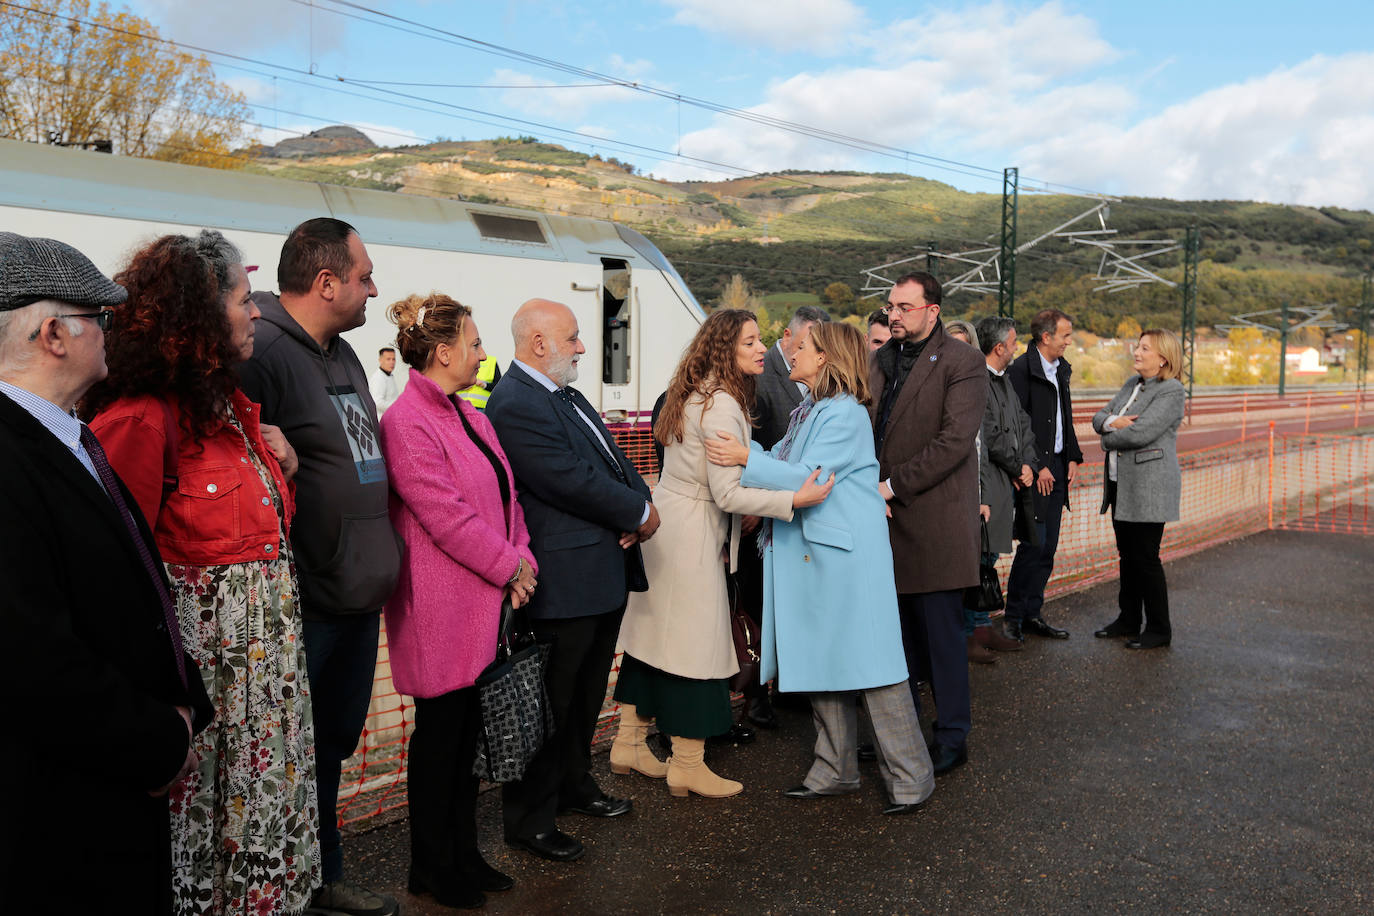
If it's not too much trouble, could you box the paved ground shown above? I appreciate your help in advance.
[345,529,1374,914]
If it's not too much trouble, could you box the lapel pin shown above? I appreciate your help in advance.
[930,354,938,362]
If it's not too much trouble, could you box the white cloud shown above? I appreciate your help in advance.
[659,2,1124,182]
[1019,53,1374,208]
[129,0,346,55]
[655,3,1374,210]
[663,0,865,53]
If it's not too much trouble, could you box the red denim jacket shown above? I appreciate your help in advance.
[91,390,295,567]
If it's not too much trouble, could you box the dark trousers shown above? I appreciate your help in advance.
[408,687,482,886]
[502,607,623,841]
[303,612,381,884]
[1113,519,1170,636]
[1006,453,1068,623]
[731,544,769,701]
[897,589,971,750]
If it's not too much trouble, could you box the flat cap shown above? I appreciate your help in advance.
[0,231,127,312]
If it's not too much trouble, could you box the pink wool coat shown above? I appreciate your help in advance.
[381,368,536,698]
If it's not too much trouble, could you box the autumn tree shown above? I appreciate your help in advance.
[0,0,250,167]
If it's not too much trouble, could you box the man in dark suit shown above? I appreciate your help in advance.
[1004,308,1083,641]
[755,304,831,450]
[0,233,212,914]
[486,298,659,863]
[869,272,986,776]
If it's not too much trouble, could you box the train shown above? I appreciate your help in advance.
[0,138,706,423]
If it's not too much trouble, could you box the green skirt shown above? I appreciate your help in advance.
[614,653,732,739]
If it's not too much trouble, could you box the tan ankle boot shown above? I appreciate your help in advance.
[609,704,668,779]
[665,736,743,798]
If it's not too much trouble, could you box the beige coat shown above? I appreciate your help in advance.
[619,390,794,680]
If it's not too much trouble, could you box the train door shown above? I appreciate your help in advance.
[600,257,637,421]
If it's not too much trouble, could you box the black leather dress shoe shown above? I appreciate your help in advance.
[707,722,756,745]
[408,870,487,908]
[1003,620,1025,642]
[1022,616,1070,639]
[1126,632,1171,650]
[466,855,515,892]
[929,743,968,775]
[508,829,585,862]
[783,785,828,799]
[882,799,926,816]
[1094,619,1138,639]
[746,695,778,729]
[857,742,877,762]
[559,794,632,818]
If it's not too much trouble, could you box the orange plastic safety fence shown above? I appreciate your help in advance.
[336,425,1372,827]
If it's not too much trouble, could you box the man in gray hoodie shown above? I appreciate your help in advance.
[240,218,402,916]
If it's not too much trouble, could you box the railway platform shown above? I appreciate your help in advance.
[342,528,1374,915]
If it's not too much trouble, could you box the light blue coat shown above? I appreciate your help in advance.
[741,395,909,692]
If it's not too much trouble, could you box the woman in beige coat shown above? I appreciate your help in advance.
[612,309,833,799]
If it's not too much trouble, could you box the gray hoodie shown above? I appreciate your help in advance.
[238,291,402,618]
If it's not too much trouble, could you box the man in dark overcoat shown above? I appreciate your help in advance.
[1004,308,1083,641]
[869,272,986,775]
[0,233,212,914]
[486,298,659,864]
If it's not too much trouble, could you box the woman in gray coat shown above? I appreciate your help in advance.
[1091,329,1186,649]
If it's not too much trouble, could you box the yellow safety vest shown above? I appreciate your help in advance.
[457,356,499,409]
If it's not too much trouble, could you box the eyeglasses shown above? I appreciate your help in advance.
[27,309,114,340]
[881,303,938,316]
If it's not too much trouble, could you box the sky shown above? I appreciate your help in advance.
[120,0,1374,210]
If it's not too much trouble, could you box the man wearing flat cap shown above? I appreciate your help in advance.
[0,232,212,915]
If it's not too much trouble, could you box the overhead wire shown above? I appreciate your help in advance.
[0,0,1129,274]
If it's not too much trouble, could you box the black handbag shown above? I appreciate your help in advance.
[963,520,1004,612]
[472,599,556,783]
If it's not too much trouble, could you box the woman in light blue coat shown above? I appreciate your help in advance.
[707,321,935,815]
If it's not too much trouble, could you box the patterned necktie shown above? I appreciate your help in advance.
[558,387,626,482]
[79,425,188,689]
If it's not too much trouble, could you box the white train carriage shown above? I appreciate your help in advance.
[0,138,705,425]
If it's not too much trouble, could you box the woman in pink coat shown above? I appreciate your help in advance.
[380,292,538,910]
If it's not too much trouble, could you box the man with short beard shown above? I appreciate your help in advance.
[486,298,659,863]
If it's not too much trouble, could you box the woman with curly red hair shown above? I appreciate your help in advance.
[611,309,833,799]
[84,231,320,915]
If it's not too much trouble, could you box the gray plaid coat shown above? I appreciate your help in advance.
[1092,376,1186,523]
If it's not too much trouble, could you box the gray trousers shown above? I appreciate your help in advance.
[805,681,936,804]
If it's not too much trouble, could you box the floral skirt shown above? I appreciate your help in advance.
[167,551,321,915]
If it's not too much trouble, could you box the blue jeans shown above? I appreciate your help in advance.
[962,552,998,635]
[303,613,381,884]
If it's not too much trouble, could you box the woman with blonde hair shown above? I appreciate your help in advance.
[706,321,935,815]
[611,308,833,799]
[1091,328,1186,650]
[380,292,537,908]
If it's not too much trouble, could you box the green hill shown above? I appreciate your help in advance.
[240,135,1374,337]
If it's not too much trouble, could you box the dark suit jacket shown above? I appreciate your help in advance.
[868,323,987,594]
[754,342,804,450]
[485,363,652,619]
[0,391,212,915]
[1007,344,1084,513]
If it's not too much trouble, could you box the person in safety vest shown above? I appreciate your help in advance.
[456,353,501,409]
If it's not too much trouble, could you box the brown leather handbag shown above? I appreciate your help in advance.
[726,572,761,694]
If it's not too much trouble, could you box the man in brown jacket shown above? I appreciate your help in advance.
[869,272,987,775]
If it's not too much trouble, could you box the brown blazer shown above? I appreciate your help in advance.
[868,321,987,594]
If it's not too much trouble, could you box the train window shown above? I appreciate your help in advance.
[471,212,548,244]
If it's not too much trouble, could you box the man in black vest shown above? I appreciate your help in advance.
[0,233,212,914]
[1004,308,1083,641]
[487,298,658,863]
